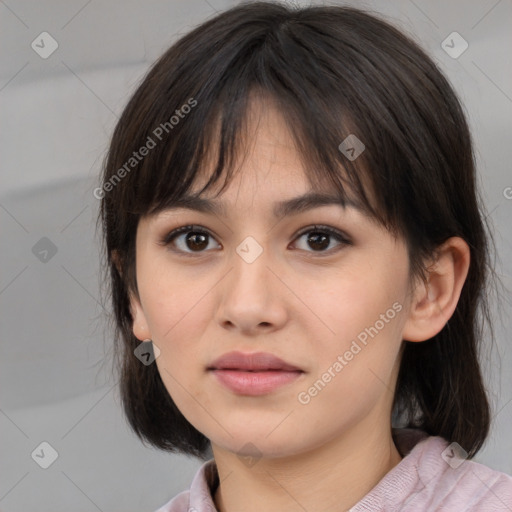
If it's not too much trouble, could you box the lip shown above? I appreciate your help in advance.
[209,351,303,372]
[207,351,304,396]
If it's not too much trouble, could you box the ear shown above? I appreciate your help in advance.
[111,249,122,276]
[130,292,152,341]
[111,249,151,341]
[402,237,470,342]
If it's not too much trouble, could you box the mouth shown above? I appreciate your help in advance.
[207,351,304,396]
[208,351,303,372]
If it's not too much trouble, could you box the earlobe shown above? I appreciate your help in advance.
[402,237,470,342]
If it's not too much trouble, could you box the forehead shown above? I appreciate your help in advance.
[187,94,357,196]
[144,91,382,228]
[149,144,376,226]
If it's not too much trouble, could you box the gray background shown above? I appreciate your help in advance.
[1,0,511,511]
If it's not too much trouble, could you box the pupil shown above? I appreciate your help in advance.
[308,232,329,251]
[187,232,208,251]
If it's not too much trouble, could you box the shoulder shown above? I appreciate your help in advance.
[153,459,219,512]
[419,441,512,510]
[351,429,512,511]
[404,432,512,510]
[154,489,190,512]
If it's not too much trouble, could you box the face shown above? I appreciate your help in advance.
[130,98,415,460]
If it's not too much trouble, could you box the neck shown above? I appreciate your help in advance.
[212,423,402,512]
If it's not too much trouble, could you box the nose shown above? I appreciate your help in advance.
[215,236,288,335]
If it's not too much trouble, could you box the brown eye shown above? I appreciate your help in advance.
[162,225,220,254]
[183,232,209,251]
[292,225,351,254]
[306,232,330,251]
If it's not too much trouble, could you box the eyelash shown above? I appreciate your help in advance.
[159,224,352,257]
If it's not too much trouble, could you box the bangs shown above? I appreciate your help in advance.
[146,88,383,227]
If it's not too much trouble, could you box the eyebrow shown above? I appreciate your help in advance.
[158,192,367,220]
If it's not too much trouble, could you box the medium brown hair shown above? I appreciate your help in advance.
[97,1,498,459]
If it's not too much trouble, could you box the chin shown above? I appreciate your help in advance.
[213,429,310,459]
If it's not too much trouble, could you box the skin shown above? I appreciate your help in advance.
[128,96,470,512]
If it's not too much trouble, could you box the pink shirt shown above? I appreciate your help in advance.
[155,428,512,511]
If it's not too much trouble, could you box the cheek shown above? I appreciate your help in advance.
[140,273,219,386]
[315,270,400,335]
[149,295,214,419]
[137,253,207,338]
[305,264,408,377]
